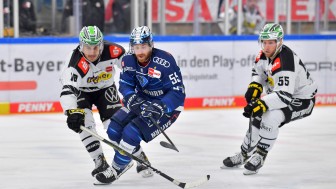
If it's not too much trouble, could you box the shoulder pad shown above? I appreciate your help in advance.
[271,57,281,72]
[107,43,125,59]
[100,43,125,61]
[271,46,295,75]
[121,54,137,68]
[255,50,266,63]
[109,45,124,58]
[77,57,90,76]
[68,49,89,77]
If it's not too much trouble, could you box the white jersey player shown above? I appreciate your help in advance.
[221,23,317,175]
[59,26,125,178]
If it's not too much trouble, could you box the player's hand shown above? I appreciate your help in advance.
[243,99,268,118]
[141,100,166,120]
[245,82,263,103]
[66,109,85,133]
[123,93,149,115]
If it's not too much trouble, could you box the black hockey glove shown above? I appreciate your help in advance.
[123,93,149,115]
[141,100,166,121]
[66,109,85,133]
[243,99,268,118]
[245,82,263,103]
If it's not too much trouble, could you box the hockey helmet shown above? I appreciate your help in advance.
[130,26,153,47]
[259,23,284,42]
[259,23,284,58]
[79,26,104,54]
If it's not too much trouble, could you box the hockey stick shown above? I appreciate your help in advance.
[248,117,252,150]
[80,126,210,188]
[148,116,179,152]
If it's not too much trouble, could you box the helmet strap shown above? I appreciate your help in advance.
[270,39,283,60]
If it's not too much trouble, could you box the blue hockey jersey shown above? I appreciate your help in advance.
[119,48,185,113]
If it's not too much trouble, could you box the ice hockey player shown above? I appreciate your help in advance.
[59,26,125,178]
[221,23,317,175]
[94,26,186,184]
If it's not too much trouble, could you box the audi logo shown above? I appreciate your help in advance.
[153,56,170,68]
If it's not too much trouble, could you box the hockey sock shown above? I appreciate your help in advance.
[113,123,143,169]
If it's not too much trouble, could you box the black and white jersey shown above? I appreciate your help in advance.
[60,42,125,111]
[252,45,318,110]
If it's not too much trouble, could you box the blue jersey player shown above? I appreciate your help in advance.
[94,26,186,184]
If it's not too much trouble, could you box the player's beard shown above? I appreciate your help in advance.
[136,52,151,63]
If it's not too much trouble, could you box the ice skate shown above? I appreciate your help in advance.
[243,151,266,175]
[136,151,154,178]
[94,161,134,185]
[221,151,249,168]
[91,154,110,177]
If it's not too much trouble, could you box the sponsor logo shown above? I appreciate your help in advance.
[267,76,274,87]
[18,102,54,113]
[271,57,281,72]
[153,56,170,67]
[105,87,120,103]
[106,66,113,72]
[202,97,235,107]
[143,89,164,96]
[148,67,161,78]
[78,57,89,74]
[316,95,336,105]
[260,124,272,132]
[123,66,135,72]
[258,142,270,150]
[87,72,112,84]
[109,46,122,58]
[86,142,100,151]
[151,120,172,138]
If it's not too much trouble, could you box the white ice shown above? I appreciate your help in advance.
[1,107,335,189]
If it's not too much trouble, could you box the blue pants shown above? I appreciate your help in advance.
[106,107,180,168]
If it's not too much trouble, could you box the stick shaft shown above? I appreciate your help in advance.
[149,116,179,152]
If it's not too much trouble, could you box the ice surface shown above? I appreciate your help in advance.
[0,107,335,189]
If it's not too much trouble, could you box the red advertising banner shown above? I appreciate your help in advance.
[2,94,335,114]
[151,0,336,22]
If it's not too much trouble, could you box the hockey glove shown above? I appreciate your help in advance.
[243,99,268,118]
[245,82,263,103]
[123,93,149,115]
[66,109,85,133]
[141,100,166,121]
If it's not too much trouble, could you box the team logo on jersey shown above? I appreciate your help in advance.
[87,72,112,84]
[148,67,161,78]
[106,66,113,72]
[153,56,170,67]
[78,57,89,74]
[136,75,149,87]
[271,57,281,72]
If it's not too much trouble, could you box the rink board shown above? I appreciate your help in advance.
[1,35,336,114]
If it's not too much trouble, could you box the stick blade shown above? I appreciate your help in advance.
[182,175,210,189]
[160,141,179,152]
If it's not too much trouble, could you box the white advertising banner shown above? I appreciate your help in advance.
[0,36,335,113]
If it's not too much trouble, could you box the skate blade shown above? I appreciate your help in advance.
[93,180,111,185]
[220,164,242,169]
[243,169,258,175]
[138,169,154,178]
[93,161,134,185]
